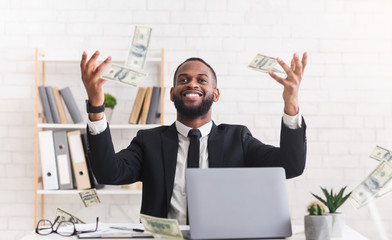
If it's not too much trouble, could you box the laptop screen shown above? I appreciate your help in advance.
[185,167,292,239]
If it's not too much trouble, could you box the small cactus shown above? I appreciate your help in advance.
[307,201,326,215]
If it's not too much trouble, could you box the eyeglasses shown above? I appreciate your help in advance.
[35,216,99,237]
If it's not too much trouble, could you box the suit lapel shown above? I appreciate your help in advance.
[161,123,179,210]
[208,122,225,167]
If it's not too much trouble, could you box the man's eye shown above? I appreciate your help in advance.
[179,78,188,83]
[198,79,207,83]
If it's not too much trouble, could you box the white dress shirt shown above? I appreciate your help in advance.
[87,110,302,224]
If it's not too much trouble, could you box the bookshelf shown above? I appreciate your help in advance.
[33,48,165,227]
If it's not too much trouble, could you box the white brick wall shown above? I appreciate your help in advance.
[1,0,392,239]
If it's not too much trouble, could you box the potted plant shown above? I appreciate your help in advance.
[104,93,117,122]
[304,201,332,240]
[311,186,352,238]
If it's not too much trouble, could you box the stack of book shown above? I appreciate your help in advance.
[38,85,83,124]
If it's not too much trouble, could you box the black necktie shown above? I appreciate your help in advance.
[187,129,201,168]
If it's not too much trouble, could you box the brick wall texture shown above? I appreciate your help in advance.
[1,0,392,239]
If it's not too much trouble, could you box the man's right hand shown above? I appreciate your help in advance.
[80,50,112,121]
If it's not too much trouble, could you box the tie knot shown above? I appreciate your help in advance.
[188,129,201,138]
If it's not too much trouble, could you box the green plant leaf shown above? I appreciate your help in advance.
[335,191,352,210]
[335,186,346,201]
[311,193,327,206]
[321,187,335,213]
[321,187,333,203]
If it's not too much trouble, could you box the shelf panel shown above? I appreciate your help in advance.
[37,188,142,195]
[37,123,161,130]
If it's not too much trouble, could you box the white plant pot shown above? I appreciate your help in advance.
[104,108,113,123]
[329,213,345,238]
[304,215,332,240]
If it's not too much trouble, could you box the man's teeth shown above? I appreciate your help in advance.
[186,93,199,97]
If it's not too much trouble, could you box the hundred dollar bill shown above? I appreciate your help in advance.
[140,214,183,239]
[101,63,147,87]
[125,26,152,70]
[248,53,285,74]
[55,208,85,224]
[349,161,392,209]
[369,145,392,162]
[374,180,392,198]
[78,188,101,208]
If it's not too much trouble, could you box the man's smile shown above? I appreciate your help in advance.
[182,90,203,100]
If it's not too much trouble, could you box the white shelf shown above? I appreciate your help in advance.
[37,123,161,130]
[37,188,142,195]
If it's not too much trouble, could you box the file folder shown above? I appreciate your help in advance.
[38,85,53,123]
[59,87,83,123]
[53,87,67,124]
[38,131,59,190]
[146,86,160,124]
[81,133,104,189]
[53,131,74,190]
[46,86,60,123]
[67,130,91,190]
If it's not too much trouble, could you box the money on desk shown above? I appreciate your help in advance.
[248,53,285,74]
[55,208,85,224]
[126,26,152,70]
[140,213,183,239]
[101,63,148,87]
[78,188,101,208]
[349,160,392,209]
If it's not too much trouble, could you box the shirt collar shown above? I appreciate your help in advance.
[175,120,213,138]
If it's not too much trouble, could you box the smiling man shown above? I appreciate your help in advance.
[81,52,308,224]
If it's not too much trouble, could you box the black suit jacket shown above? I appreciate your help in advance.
[87,119,306,218]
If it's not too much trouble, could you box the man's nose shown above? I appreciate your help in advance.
[186,78,199,88]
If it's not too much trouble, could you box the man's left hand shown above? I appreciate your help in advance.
[269,52,308,116]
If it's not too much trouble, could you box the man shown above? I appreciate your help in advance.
[80,51,308,225]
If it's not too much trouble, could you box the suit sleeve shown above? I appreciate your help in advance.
[243,117,307,179]
[86,124,143,185]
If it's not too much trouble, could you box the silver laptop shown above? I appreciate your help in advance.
[185,167,292,239]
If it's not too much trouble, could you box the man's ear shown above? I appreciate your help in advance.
[170,87,174,102]
[213,88,220,102]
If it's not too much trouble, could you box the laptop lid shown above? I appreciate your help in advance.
[185,167,292,239]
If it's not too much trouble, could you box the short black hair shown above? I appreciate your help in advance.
[173,57,217,87]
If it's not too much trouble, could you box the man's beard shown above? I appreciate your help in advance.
[173,92,214,119]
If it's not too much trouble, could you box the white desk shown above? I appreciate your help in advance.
[20,225,368,240]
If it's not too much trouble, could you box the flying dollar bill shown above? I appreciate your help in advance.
[55,208,85,224]
[125,26,152,70]
[369,145,392,162]
[78,188,101,208]
[248,53,285,74]
[101,63,148,87]
[349,161,392,209]
[140,214,183,239]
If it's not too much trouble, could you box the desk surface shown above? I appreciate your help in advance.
[21,225,368,240]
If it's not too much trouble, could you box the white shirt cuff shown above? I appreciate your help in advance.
[282,108,302,129]
[87,114,107,135]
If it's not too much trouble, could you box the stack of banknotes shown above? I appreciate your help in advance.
[78,188,100,207]
[248,53,285,74]
[349,145,392,209]
[101,26,152,87]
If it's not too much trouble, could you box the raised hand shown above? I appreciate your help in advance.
[268,52,308,116]
[80,50,112,107]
